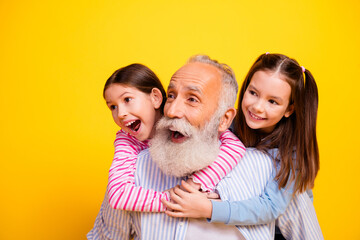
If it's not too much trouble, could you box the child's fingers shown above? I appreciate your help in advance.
[173,184,190,198]
[180,180,198,193]
[206,192,220,199]
[165,210,185,218]
[185,178,201,190]
[170,187,185,204]
[161,198,181,211]
[161,198,173,211]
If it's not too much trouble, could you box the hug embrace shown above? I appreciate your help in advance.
[88,53,323,240]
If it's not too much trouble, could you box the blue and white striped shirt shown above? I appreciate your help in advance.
[87,148,323,240]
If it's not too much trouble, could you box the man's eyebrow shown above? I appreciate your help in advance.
[186,85,202,94]
[167,82,202,94]
[167,82,175,89]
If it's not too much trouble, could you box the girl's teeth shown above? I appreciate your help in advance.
[250,112,263,120]
[125,120,135,127]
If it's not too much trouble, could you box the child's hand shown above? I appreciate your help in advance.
[184,178,201,191]
[161,180,212,219]
[186,178,220,199]
[206,192,220,199]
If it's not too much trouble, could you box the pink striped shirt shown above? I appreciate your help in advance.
[107,129,245,212]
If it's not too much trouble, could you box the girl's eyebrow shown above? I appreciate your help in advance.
[105,91,131,104]
[270,95,282,101]
[248,84,257,91]
[249,84,283,101]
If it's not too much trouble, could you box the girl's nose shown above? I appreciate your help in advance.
[252,100,264,113]
[117,107,128,119]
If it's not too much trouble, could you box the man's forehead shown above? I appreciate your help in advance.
[168,62,221,89]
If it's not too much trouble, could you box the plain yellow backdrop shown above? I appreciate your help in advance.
[1,0,359,239]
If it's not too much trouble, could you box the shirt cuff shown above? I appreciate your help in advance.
[209,200,230,224]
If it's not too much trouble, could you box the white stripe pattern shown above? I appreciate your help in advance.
[134,148,276,240]
[88,148,323,239]
[276,192,324,240]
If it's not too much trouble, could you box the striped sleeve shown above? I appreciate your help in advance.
[190,130,246,192]
[276,192,324,240]
[107,130,170,212]
[87,193,134,240]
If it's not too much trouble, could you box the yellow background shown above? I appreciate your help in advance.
[1,0,359,239]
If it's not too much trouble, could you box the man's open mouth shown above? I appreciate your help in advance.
[170,130,187,143]
[126,120,141,132]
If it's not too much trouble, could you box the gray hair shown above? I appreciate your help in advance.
[187,55,238,115]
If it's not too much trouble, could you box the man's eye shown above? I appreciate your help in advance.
[188,97,198,103]
[167,93,175,99]
[124,97,132,103]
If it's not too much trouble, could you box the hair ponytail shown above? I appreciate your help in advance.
[295,69,319,191]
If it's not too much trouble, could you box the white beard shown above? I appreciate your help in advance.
[149,115,221,177]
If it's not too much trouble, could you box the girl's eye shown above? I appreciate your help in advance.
[124,97,132,103]
[110,105,117,110]
[269,99,278,105]
[249,90,257,96]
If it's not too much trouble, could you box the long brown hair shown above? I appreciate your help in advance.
[103,63,167,114]
[234,53,319,193]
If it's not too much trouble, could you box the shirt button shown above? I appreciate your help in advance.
[179,222,184,226]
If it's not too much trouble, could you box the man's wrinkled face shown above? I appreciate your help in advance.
[149,62,224,176]
[164,62,222,143]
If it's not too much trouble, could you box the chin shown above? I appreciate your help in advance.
[149,116,221,177]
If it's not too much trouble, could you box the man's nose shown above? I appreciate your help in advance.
[165,98,184,119]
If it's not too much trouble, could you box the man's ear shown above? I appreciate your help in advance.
[284,104,294,118]
[218,107,237,133]
[150,88,163,109]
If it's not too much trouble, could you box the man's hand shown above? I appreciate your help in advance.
[161,180,213,219]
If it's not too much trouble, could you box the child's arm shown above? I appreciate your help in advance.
[162,175,294,225]
[210,177,293,225]
[107,130,170,212]
[189,130,246,192]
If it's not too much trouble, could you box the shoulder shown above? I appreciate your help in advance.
[217,148,276,198]
[115,129,126,137]
[136,149,155,172]
[242,147,272,161]
[137,148,150,159]
[232,147,274,174]
[115,130,146,146]
[115,129,131,142]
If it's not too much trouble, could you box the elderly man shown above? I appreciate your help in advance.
[88,55,322,240]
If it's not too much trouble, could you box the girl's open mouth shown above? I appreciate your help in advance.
[126,120,141,132]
